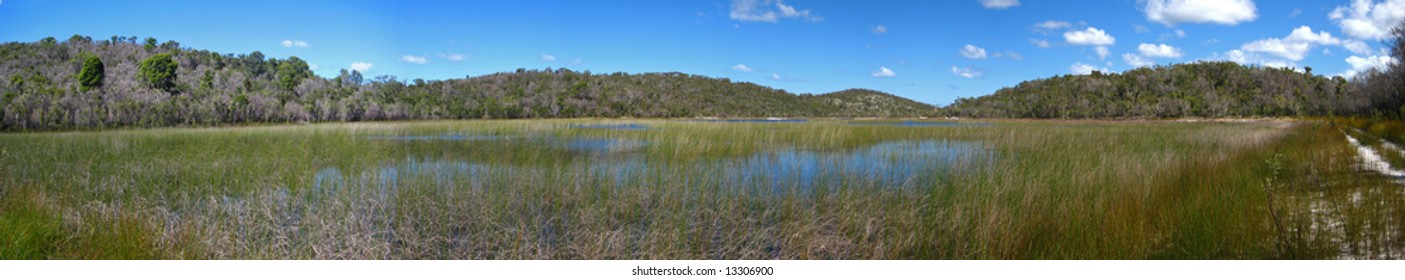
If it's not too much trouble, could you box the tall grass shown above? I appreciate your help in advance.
[1,119,1400,259]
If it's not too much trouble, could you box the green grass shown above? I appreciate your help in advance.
[1,119,1402,259]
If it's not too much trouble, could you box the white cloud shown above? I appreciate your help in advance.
[1007,51,1024,61]
[732,64,754,72]
[1138,43,1184,58]
[1031,39,1051,48]
[400,55,428,64]
[1069,62,1109,75]
[1144,0,1258,26]
[1342,40,1374,55]
[308,63,319,71]
[1034,20,1072,34]
[1123,53,1155,68]
[771,73,782,80]
[1175,29,1187,37]
[980,0,1020,9]
[1342,54,1399,77]
[281,39,309,48]
[541,54,557,62]
[873,25,888,34]
[1331,0,1405,40]
[349,62,373,72]
[1240,26,1341,61]
[1064,27,1116,46]
[1095,46,1110,60]
[951,66,984,79]
[871,67,897,78]
[960,44,988,59]
[730,0,821,23]
[1210,49,1293,68]
[1035,20,1072,30]
[1134,24,1151,33]
[440,53,468,61]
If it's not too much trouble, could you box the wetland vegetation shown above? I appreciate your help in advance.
[3,119,1402,259]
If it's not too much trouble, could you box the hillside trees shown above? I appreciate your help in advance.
[77,54,103,91]
[138,53,177,92]
[0,36,935,131]
[944,62,1350,119]
[275,56,312,91]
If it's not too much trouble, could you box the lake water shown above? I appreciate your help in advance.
[317,131,989,195]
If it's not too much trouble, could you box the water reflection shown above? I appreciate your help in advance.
[693,119,808,123]
[367,134,511,141]
[319,136,988,195]
[568,123,650,130]
[727,141,986,193]
[848,120,990,127]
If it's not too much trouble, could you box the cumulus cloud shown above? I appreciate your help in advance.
[400,55,428,64]
[308,63,319,71]
[1095,46,1110,60]
[541,54,557,62]
[730,0,821,23]
[1138,43,1184,58]
[1144,0,1258,26]
[1123,53,1155,68]
[1342,40,1374,55]
[732,64,754,72]
[281,39,309,48]
[1331,0,1405,40]
[1069,62,1109,75]
[980,0,1020,9]
[871,67,897,78]
[951,66,984,79]
[873,25,888,34]
[1341,54,1399,77]
[1240,26,1341,61]
[960,44,988,59]
[349,62,373,72]
[1064,27,1116,46]
[1210,49,1293,68]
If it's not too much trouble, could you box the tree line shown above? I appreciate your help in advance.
[0,36,936,131]
[945,21,1405,120]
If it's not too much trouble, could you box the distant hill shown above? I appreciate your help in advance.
[943,61,1362,119]
[0,35,935,130]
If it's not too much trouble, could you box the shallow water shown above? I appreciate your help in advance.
[693,119,808,123]
[568,123,650,130]
[321,132,988,195]
[848,120,990,127]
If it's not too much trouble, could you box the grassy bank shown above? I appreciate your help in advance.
[1,119,1400,259]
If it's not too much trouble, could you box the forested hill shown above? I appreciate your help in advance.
[0,36,936,131]
[943,61,1372,119]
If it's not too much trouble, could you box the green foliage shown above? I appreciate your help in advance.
[945,62,1345,119]
[200,70,214,90]
[3,36,930,130]
[138,52,177,93]
[77,54,104,91]
[143,37,157,51]
[274,56,311,91]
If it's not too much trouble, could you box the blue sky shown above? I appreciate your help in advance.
[2,0,1402,105]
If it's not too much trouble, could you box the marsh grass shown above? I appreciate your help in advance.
[2,119,1402,259]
